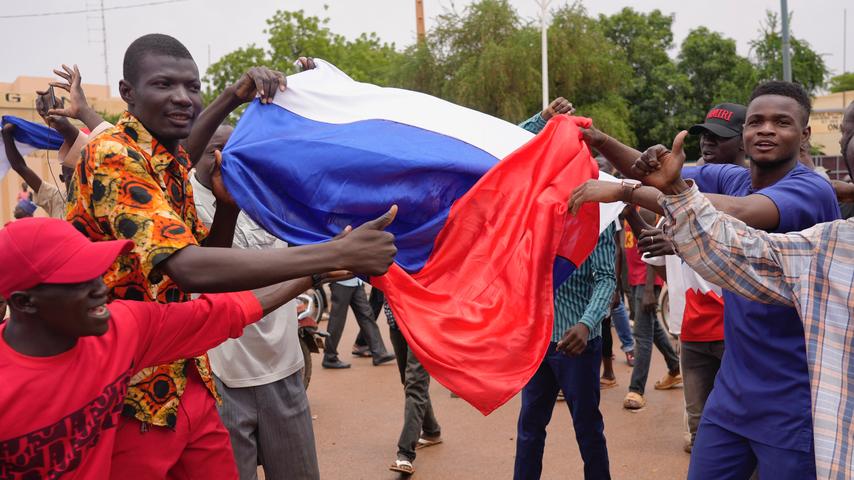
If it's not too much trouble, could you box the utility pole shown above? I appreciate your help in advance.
[844,8,848,73]
[781,0,792,82]
[415,0,426,44]
[86,0,110,95]
[535,0,552,109]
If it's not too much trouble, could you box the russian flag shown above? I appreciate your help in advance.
[0,116,64,180]
[222,60,622,414]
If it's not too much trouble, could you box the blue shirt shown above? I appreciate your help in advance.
[683,162,841,452]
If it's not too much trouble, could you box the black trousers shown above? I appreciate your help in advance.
[354,287,385,347]
[324,283,388,361]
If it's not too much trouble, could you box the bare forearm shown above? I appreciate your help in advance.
[652,264,667,281]
[254,277,312,316]
[832,180,854,203]
[201,206,240,248]
[78,108,105,132]
[594,135,643,179]
[624,208,653,239]
[160,243,345,293]
[3,135,42,191]
[186,86,241,167]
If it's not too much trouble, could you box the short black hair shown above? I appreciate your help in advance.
[123,33,194,84]
[748,81,811,125]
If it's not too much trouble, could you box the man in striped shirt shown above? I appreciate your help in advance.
[514,224,616,480]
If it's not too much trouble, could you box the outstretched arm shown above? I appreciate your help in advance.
[570,131,782,230]
[2,124,42,192]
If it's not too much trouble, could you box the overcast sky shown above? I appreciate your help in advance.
[1,0,849,92]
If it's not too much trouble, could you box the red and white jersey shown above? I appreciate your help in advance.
[644,253,724,342]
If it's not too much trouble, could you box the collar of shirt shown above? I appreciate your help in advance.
[117,112,191,174]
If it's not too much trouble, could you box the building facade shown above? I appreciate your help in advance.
[0,76,124,224]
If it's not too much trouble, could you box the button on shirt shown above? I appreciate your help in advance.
[65,112,215,428]
[682,163,841,452]
[552,224,616,342]
[191,175,304,388]
[662,184,854,480]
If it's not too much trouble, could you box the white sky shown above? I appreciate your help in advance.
[0,0,849,91]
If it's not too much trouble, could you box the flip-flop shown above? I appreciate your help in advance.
[389,459,414,474]
[600,377,618,389]
[416,436,443,449]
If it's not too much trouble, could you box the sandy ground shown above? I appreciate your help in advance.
[260,307,690,480]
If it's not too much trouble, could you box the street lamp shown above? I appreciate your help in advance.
[535,0,552,109]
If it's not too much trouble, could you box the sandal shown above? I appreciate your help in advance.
[600,377,618,389]
[623,391,646,410]
[415,435,443,450]
[654,372,683,390]
[389,459,414,475]
[625,351,635,367]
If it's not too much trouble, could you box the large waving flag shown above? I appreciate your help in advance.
[0,116,64,180]
[222,60,621,414]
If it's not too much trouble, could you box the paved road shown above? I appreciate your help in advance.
[276,309,690,479]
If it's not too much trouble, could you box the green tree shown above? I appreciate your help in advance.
[428,0,540,121]
[678,27,757,112]
[547,4,634,144]
[749,11,827,93]
[828,72,854,93]
[599,8,693,149]
[204,7,400,121]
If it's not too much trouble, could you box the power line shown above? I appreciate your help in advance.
[0,0,186,19]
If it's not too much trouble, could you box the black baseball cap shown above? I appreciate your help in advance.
[688,103,747,138]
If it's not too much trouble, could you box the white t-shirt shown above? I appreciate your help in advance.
[191,175,303,388]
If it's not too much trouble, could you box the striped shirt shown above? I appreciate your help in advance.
[552,224,616,342]
[662,184,854,480]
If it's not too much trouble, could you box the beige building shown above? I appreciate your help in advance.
[0,76,124,224]
[811,89,853,156]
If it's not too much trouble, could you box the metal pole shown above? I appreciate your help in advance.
[844,9,848,73]
[537,0,551,109]
[781,0,792,81]
[100,0,110,94]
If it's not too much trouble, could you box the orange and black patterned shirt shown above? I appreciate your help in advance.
[66,112,218,428]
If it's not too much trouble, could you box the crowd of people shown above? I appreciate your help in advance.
[1,30,853,480]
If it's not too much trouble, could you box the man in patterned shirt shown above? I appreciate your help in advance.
[65,34,398,478]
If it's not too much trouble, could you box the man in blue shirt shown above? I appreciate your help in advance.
[568,81,840,479]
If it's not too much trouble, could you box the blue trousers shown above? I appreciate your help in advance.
[610,300,634,352]
[688,419,816,480]
[514,339,610,480]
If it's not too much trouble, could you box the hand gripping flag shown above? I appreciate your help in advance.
[0,116,64,180]
[222,60,621,414]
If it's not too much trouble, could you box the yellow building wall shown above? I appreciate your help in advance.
[810,90,853,156]
[1,77,124,225]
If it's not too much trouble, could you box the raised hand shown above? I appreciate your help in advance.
[337,206,399,276]
[633,130,690,194]
[541,97,575,121]
[296,57,317,71]
[232,66,287,104]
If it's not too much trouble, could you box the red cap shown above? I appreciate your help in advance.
[0,217,133,297]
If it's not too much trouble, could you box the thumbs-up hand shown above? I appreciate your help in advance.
[337,206,398,276]
[632,130,691,194]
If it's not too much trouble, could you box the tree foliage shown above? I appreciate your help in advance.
[205,2,828,148]
[828,73,854,93]
[749,11,827,93]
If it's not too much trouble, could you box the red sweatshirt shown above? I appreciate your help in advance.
[0,292,262,480]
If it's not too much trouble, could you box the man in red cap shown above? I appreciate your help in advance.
[0,217,333,479]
